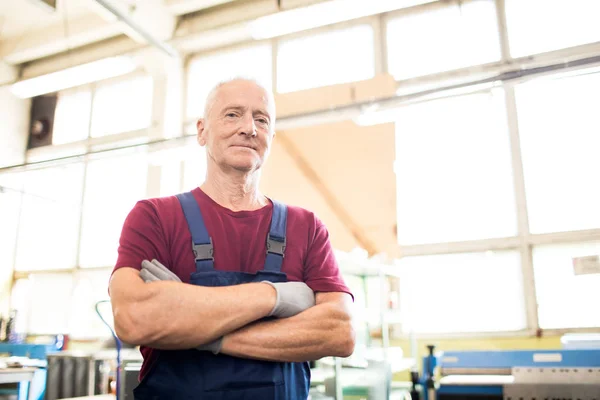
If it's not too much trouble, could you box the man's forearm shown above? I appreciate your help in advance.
[111,269,275,350]
[219,300,355,362]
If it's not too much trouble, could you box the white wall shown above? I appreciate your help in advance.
[0,67,30,315]
[0,86,29,168]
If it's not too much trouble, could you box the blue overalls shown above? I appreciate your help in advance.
[133,191,311,400]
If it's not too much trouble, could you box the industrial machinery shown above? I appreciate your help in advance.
[414,347,600,400]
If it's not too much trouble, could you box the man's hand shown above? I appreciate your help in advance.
[139,259,224,353]
[138,260,315,353]
[262,281,315,318]
[140,259,181,283]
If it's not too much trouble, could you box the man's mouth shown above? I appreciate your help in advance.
[231,144,256,150]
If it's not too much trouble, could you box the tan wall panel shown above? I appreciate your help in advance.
[260,139,360,252]
[283,120,398,255]
[353,73,397,103]
[275,84,354,118]
[261,120,398,256]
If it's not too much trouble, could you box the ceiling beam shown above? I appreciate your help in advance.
[91,0,178,57]
[0,13,123,65]
[165,0,238,16]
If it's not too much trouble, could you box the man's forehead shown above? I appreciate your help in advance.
[214,81,273,112]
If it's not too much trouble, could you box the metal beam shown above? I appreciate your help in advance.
[93,0,179,58]
[0,13,123,65]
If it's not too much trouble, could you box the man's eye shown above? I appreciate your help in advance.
[226,113,238,118]
[257,118,268,125]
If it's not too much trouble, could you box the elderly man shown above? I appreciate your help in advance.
[109,78,355,399]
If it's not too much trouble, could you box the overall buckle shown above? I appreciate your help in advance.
[266,236,286,258]
[193,237,214,261]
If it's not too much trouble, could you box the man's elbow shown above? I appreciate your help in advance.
[336,321,356,358]
[113,302,156,346]
[327,308,355,358]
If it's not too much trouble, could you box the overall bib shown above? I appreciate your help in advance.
[133,191,311,400]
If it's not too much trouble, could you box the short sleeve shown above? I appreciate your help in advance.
[112,200,171,275]
[303,216,354,301]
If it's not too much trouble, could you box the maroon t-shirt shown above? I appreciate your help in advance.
[112,187,352,380]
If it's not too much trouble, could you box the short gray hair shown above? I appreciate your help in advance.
[203,77,276,124]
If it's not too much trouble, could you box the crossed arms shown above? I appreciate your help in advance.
[109,267,355,362]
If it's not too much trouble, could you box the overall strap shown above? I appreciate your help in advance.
[175,192,214,272]
[264,200,288,272]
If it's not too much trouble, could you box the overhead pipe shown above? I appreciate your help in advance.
[93,0,180,59]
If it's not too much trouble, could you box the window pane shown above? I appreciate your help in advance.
[15,164,84,271]
[183,150,207,192]
[159,160,182,197]
[69,269,113,339]
[186,44,272,119]
[397,251,526,333]
[79,152,148,268]
[91,75,153,137]
[533,241,600,329]
[387,0,500,80]
[53,88,92,144]
[395,90,517,245]
[277,24,374,93]
[515,71,600,234]
[0,173,22,289]
[506,0,600,58]
[11,274,74,335]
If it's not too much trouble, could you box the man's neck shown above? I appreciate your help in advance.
[200,167,267,212]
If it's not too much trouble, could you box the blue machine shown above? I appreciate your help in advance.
[0,343,56,400]
[415,346,600,400]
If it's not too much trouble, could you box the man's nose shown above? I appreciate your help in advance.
[240,113,257,137]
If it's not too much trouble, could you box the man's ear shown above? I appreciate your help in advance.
[197,119,207,146]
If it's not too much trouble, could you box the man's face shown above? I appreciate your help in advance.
[197,80,275,173]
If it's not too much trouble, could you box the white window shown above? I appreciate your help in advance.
[533,241,600,330]
[505,0,600,58]
[186,44,273,119]
[159,160,183,197]
[276,24,374,93]
[0,173,22,277]
[90,75,153,138]
[79,151,148,268]
[69,269,114,339]
[394,90,517,245]
[182,149,208,192]
[397,251,526,334]
[515,70,600,234]
[386,0,501,80]
[14,164,84,271]
[53,88,92,144]
[11,274,74,335]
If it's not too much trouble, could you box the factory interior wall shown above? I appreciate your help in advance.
[0,86,29,317]
[0,87,29,168]
[260,119,398,257]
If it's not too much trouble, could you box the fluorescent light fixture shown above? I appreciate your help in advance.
[250,0,435,39]
[10,56,137,98]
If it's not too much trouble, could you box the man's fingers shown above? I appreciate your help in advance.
[140,268,160,282]
[150,259,181,282]
[140,259,181,282]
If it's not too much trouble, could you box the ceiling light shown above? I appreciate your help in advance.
[250,0,435,39]
[10,56,137,99]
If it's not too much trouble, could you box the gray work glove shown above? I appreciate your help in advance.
[140,259,182,283]
[262,281,316,318]
[139,259,222,354]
